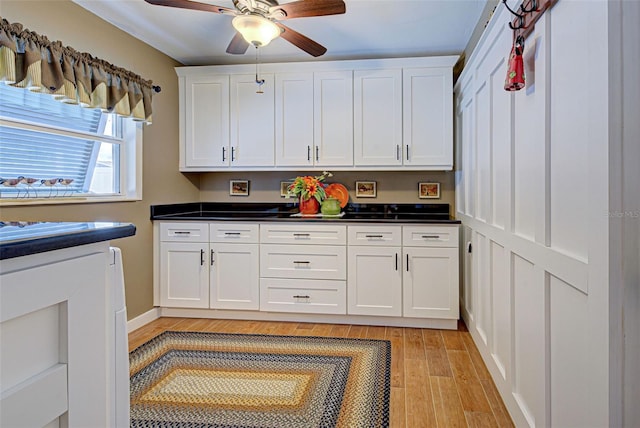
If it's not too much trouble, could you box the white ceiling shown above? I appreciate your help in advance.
[72,0,488,66]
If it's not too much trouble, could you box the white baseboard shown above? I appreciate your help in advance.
[158,307,459,330]
[127,307,160,333]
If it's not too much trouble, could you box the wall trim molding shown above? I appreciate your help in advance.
[127,307,160,333]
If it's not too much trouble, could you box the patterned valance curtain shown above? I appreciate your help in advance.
[0,17,157,123]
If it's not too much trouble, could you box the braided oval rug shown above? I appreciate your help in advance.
[129,331,390,428]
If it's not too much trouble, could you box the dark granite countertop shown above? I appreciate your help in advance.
[150,202,461,224]
[0,222,136,260]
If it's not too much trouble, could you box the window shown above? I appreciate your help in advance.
[0,84,141,203]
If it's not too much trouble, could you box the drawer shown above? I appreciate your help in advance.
[348,225,402,246]
[260,278,346,315]
[402,226,459,247]
[260,224,346,245]
[210,223,259,243]
[160,222,209,242]
[260,244,346,280]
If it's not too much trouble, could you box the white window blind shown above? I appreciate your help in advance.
[0,84,136,200]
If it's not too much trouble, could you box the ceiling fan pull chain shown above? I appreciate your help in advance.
[255,46,265,94]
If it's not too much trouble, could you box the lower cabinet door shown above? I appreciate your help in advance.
[347,246,402,316]
[160,242,209,308]
[403,247,459,319]
[210,243,259,310]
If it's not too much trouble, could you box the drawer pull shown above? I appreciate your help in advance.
[293,295,310,299]
[421,235,441,239]
[174,231,191,235]
[293,233,310,237]
[293,260,310,264]
[224,232,241,235]
[365,234,384,238]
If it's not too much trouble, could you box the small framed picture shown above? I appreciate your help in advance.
[280,181,295,197]
[229,180,249,196]
[355,181,377,198]
[419,182,440,199]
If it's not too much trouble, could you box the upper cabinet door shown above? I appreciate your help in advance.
[353,69,403,166]
[230,74,275,167]
[184,74,230,168]
[314,71,354,166]
[275,72,314,167]
[403,67,453,169]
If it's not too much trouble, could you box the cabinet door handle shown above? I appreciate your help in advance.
[365,234,384,238]
[293,295,310,299]
[406,144,409,161]
[210,250,214,266]
[222,147,226,162]
[395,253,398,271]
[307,145,311,161]
[231,146,236,162]
[174,231,191,235]
[315,146,319,162]
[421,235,441,239]
[406,254,409,272]
[396,144,400,161]
[293,260,310,264]
[200,249,205,266]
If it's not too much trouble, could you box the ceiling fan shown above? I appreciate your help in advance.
[144,0,346,57]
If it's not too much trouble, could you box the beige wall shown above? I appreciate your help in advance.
[199,171,455,216]
[0,1,200,319]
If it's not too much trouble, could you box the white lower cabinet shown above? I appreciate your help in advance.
[156,221,459,323]
[259,224,347,315]
[347,245,402,316]
[403,247,459,319]
[210,243,259,310]
[402,226,459,319]
[160,241,210,308]
[347,225,402,316]
[158,222,259,310]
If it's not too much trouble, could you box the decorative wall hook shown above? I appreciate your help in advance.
[503,0,559,40]
[519,0,539,14]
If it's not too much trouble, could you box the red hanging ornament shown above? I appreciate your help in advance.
[505,35,526,91]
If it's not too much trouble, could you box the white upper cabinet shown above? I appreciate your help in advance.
[182,74,229,168]
[176,56,455,171]
[403,67,453,168]
[275,72,314,167]
[353,69,403,166]
[230,74,275,167]
[313,71,354,166]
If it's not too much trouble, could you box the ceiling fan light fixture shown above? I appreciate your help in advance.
[232,15,281,47]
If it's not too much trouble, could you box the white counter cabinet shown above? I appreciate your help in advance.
[0,222,135,428]
[157,222,260,310]
[154,221,460,329]
[402,226,459,319]
[347,225,402,316]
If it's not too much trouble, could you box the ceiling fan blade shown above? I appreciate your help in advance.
[270,0,345,19]
[143,0,236,15]
[276,23,327,57]
[226,32,250,55]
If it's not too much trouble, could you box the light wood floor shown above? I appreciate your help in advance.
[129,318,514,428]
